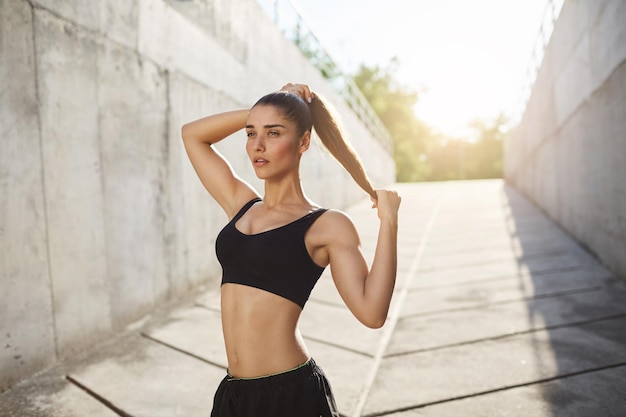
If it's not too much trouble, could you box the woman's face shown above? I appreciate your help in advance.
[245,105,310,180]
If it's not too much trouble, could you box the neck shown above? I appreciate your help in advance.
[262,174,308,208]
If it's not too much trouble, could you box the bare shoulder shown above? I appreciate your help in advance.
[313,209,361,245]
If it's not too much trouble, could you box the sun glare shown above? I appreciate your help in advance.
[295,0,547,138]
[406,43,514,139]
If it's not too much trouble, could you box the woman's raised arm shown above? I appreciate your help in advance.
[181,110,259,218]
[325,189,401,328]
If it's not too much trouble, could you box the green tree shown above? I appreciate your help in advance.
[465,115,506,179]
[427,136,469,181]
[353,62,433,182]
[424,115,506,181]
[353,62,505,182]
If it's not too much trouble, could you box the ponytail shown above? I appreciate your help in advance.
[253,90,377,200]
[309,94,377,200]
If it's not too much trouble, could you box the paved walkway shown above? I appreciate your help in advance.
[2,180,626,416]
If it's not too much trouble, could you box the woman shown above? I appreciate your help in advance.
[181,83,400,416]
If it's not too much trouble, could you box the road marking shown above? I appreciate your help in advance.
[352,198,441,417]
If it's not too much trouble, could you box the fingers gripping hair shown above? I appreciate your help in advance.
[309,94,377,201]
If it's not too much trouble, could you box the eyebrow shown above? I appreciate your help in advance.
[245,124,286,129]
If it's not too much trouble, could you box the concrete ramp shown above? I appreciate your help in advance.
[2,180,625,417]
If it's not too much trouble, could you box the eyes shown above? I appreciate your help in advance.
[246,130,280,138]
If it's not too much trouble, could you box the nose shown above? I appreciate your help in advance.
[252,134,265,152]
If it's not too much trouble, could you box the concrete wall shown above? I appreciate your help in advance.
[0,0,394,390]
[505,0,626,280]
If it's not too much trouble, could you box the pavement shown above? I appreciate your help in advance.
[2,179,626,417]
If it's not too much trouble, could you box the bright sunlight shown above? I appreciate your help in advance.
[294,0,547,138]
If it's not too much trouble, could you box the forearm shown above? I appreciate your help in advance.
[181,109,249,145]
[363,216,398,327]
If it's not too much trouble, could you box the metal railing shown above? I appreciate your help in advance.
[512,0,565,125]
[256,0,393,153]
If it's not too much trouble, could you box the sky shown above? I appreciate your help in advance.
[291,0,549,137]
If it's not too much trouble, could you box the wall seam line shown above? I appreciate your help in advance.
[30,0,59,363]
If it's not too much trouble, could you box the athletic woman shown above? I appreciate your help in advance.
[181,83,401,417]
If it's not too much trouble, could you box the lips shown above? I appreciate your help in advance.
[253,158,268,167]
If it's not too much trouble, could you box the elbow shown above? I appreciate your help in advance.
[181,122,201,143]
[181,123,191,142]
[361,315,387,329]
[352,305,390,329]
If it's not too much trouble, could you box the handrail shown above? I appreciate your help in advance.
[511,0,564,125]
[255,0,393,153]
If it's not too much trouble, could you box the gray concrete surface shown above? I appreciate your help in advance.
[2,180,625,417]
[506,0,626,282]
[1,0,394,390]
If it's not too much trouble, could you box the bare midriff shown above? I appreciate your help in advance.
[220,283,309,378]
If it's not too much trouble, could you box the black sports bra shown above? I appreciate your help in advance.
[215,198,328,309]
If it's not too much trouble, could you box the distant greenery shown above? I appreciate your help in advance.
[353,62,505,182]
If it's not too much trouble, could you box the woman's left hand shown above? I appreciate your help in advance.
[280,83,314,103]
[371,189,401,221]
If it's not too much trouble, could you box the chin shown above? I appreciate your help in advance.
[252,169,269,180]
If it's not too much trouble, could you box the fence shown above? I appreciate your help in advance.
[511,0,565,124]
[256,0,393,153]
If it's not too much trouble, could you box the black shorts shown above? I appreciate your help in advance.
[210,358,339,417]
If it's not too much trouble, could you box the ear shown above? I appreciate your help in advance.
[299,130,311,154]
